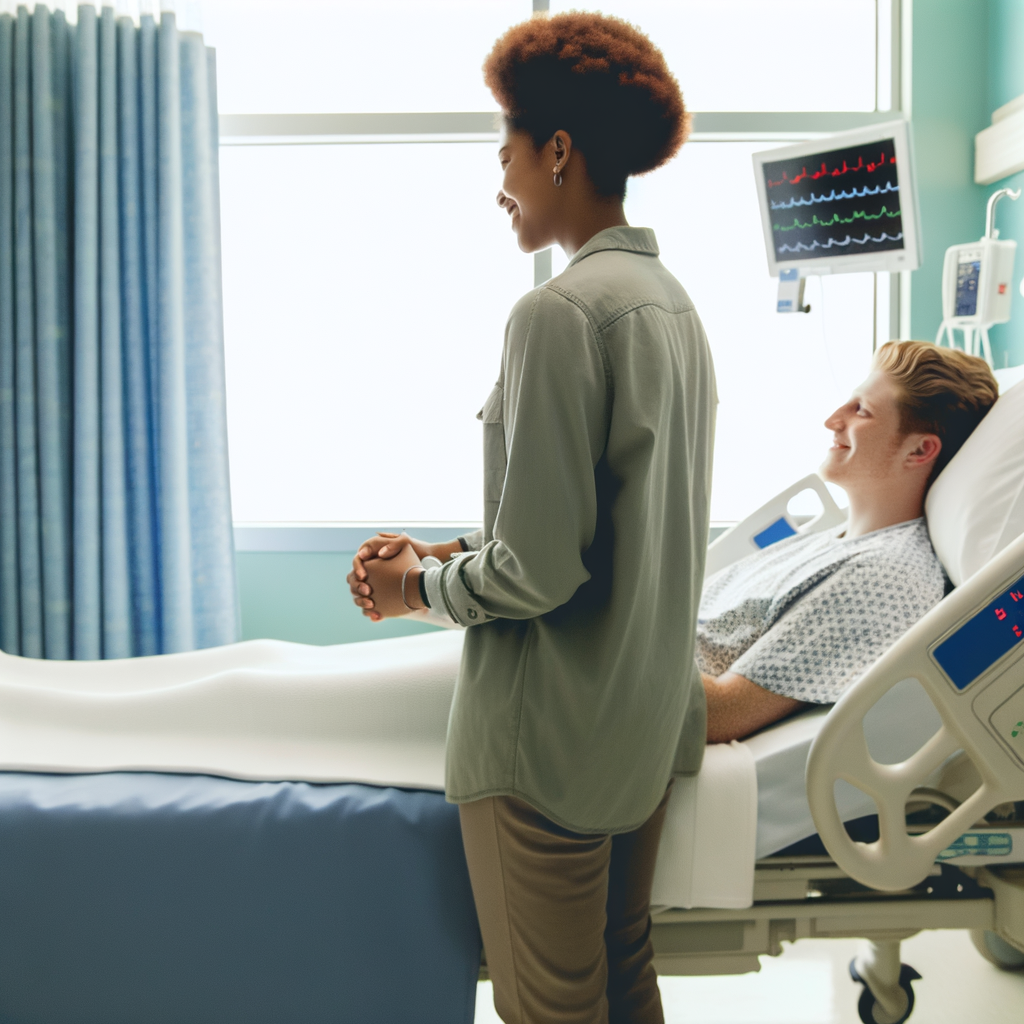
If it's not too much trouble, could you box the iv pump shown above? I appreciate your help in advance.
[937,187,1021,367]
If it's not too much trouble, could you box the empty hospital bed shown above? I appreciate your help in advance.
[0,381,1022,1024]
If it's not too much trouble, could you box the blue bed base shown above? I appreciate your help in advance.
[0,772,481,1024]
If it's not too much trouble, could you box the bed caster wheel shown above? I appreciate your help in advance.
[850,959,920,1024]
[970,929,1024,971]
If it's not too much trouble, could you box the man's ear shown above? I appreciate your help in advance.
[906,433,941,469]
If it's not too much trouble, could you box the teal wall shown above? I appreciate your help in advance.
[908,0,989,349]
[909,0,1024,369]
[237,551,440,645]
[985,0,1024,368]
[236,527,732,646]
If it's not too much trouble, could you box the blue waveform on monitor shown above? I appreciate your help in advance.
[777,231,904,253]
[770,182,900,210]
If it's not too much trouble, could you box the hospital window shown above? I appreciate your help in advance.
[212,0,904,531]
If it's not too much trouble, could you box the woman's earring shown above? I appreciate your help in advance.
[553,168,563,187]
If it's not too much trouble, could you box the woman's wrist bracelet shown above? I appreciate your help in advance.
[400,566,419,612]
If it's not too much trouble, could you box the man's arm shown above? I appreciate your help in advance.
[702,672,808,743]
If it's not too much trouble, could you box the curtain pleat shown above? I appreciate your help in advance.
[154,10,192,654]
[0,5,238,659]
[98,6,130,658]
[180,33,235,650]
[0,15,19,656]
[117,11,159,657]
[13,5,43,658]
[32,6,73,660]
[73,4,101,659]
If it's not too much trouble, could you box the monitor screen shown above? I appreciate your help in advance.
[932,573,1024,690]
[752,120,920,277]
[762,139,904,264]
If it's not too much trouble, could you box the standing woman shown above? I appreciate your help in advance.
[349,13,716,1024]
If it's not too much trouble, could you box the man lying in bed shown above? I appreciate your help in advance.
[703,340,998,743]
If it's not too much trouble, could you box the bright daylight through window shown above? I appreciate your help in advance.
[211,0,896,526]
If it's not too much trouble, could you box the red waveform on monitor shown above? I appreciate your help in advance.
[767,152,896,189]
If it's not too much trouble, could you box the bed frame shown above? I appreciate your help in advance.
[647,473,1024,1024]
[649,854,1023,976]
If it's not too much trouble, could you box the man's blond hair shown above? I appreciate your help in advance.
[873,340,999,481]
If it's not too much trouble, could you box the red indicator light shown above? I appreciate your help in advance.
[1000,283,1008,295]
[996,607,1007,620]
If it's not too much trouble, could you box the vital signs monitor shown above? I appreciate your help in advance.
[752,120,922,281]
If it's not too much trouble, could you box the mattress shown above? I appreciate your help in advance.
[0,630,944,860]
[0,772,480,1024]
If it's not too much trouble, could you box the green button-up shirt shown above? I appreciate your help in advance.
[423,227,718,834]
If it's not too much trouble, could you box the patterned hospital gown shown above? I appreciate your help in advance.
[696,518,948,704]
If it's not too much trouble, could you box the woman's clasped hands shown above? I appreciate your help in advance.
[347,533,463,621]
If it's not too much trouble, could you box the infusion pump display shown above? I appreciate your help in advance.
[933,572,1024,690]
[761,138,904,263]
[954,249,982,317]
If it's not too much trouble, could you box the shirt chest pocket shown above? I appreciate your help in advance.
[477,383,506,535]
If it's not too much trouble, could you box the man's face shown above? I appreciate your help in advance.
[820,370,909,487]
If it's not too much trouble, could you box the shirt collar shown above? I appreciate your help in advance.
[566,226,660,268]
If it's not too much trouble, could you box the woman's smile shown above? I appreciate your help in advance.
[497,189,520,227]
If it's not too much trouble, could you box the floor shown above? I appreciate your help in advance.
[474,929,1024,1023]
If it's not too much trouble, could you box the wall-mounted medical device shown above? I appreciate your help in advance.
[936,187,1021,367]
[752,120,922,312]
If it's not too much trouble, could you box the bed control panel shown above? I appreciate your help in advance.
[932,569,1024,691]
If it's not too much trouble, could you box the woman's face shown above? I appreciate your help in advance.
[496,121,562,253]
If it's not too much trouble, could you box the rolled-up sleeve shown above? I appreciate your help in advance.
[424,289,609,627]
[458,530,484,552]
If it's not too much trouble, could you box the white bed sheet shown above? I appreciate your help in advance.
[0,631,943,859]
[0,632,462,789]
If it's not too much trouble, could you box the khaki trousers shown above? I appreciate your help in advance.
[459,787,672,1024]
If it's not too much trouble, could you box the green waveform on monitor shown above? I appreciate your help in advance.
[774,205,902,232]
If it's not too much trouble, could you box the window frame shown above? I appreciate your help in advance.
[221,0,910,548]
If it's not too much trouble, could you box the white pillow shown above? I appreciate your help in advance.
[926,377,1024,585]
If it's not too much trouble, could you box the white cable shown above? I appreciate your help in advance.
[817,275,844,399]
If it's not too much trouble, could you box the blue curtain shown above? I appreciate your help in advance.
[0,4,238,659]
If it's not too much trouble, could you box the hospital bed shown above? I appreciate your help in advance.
[0,386,1022,1023]
[649,376,1024,1024]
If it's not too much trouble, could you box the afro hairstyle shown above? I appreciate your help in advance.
[483,11,689,198]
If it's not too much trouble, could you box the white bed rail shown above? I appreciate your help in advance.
[704,474,846,579]
[807,530,1024,891]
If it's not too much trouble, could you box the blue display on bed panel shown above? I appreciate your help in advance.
[753,516,798,549]
[0,773,481,1024]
